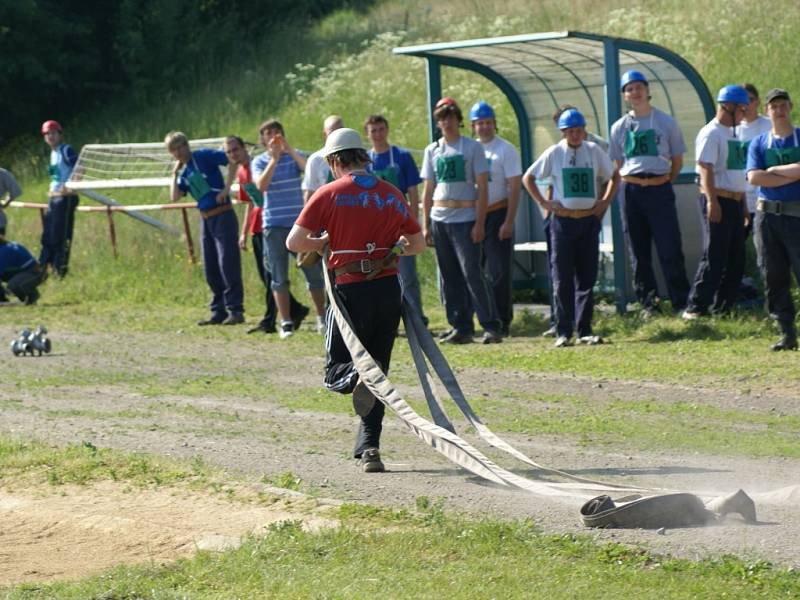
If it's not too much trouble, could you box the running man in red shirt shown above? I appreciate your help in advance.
[287,128,426,473]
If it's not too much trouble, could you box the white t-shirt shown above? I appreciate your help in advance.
[420,135,489,223]
[527,140,614,210]
[479,135,522,205]
[609,107,686,176]
[694,118,747,193]
[739,115,772,212]
[301,149,331,193]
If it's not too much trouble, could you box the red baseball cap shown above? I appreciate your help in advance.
[434,97,458,110]
[41,120,62,135]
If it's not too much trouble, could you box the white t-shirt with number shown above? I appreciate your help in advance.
[479,135,522,205]
[527,140,614,210]
[694,118,747,194]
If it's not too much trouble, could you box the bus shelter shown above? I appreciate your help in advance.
[393,31,714,313]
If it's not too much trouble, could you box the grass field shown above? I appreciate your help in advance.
[4,0,800,596]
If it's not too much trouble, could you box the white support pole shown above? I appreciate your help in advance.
[78,189,180,236]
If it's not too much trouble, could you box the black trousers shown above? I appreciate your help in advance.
[686,195,746,315]
[754,210,800,336]
[482,207,514,333]
[323,275,402,458]
[622,181,690,309]
[40,194,79,277]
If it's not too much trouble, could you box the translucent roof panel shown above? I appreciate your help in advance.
[394,32,714,170]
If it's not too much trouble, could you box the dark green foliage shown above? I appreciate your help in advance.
[0,0,373,144]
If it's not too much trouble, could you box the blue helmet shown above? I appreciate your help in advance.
[620,70,648,91]
[469,100,495,121]
[557,108,586,130]
[716,85,749,106]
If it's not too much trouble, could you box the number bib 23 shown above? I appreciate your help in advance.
[562,167,595,199]
[624,129,658,158]
[435,154,466,183]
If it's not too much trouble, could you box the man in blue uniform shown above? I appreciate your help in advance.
[0,224,45,305]
[167,132,244,326]
[40,120,80,277]
[365,114,428,324]
[609,71,690,315]
[746,88,800,350]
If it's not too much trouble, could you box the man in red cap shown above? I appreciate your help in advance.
[40,120,80,277]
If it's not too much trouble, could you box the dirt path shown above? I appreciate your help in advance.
[2,327,800,585]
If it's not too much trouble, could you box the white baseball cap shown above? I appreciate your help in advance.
[323,128,364,157]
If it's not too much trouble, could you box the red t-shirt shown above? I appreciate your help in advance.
[297,173,421,285]
[236,162,263,235]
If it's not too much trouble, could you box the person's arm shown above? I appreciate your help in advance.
[697,161,721,223]
[239,202,251,250]
[286,224,328,254]
[471,172,489,243]
[170,162,185,202]
[398,231,426,256]
[522,171,553,212]
[766,163,800,180]
[747,169,794,187]
[593,170,620,218]
[421,178,434,246]
[406,185,420,220]
[669,154,683,182]
[499,175,521,240]
[217,161,236,204]
[284,141,307,171]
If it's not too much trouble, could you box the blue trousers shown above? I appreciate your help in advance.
[431,220,501,335]
[622,182,690,310]
[200,208,243,318]
[251,233,304,328]
[550,215,600,338]
[39,194,79,277]
[481,208,514,333]
[686,195,745,315]
[322,276,401,457]
[754,211,800,336]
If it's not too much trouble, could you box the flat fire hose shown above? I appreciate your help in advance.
[321,254,760,527]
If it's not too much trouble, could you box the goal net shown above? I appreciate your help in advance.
[67,138,257,191]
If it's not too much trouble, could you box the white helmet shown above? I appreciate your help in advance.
[323,128,364,157]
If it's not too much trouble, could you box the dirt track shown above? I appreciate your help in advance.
[2,325,800,584]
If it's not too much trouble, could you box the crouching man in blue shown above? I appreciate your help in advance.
[0,222,46,305]
[746,88,800,351]
[523,109,619,347]
[167,132,244,325]
[683,86,751,319]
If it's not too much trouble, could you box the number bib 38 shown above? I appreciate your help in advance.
[562,167,595,199]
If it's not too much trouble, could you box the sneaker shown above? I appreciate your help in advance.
[577,335,604,345]
[352,381,376,417]
[440,330,473,344]
[359,448,385,473]
[197,316,225,326]
[681,309,703,321]
[771,335,798,352]
[291,304,310,330]
[541,325,557,338]
[438,328,456,341]
[222,313,245,325]
[279,321,294,339]
[554,335,573,348]
[481,330,503,344]
[315,315,326,334]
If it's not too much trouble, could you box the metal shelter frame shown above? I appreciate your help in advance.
[393,31,714,313]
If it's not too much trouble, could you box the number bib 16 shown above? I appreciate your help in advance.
[624,129,658,158]
[435,154,466,183]
[562,167,595,199]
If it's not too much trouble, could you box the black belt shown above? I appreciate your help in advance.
[757,198,800,217]
[631,172,666,179]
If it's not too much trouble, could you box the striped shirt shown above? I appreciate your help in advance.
[252,152,306,228]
